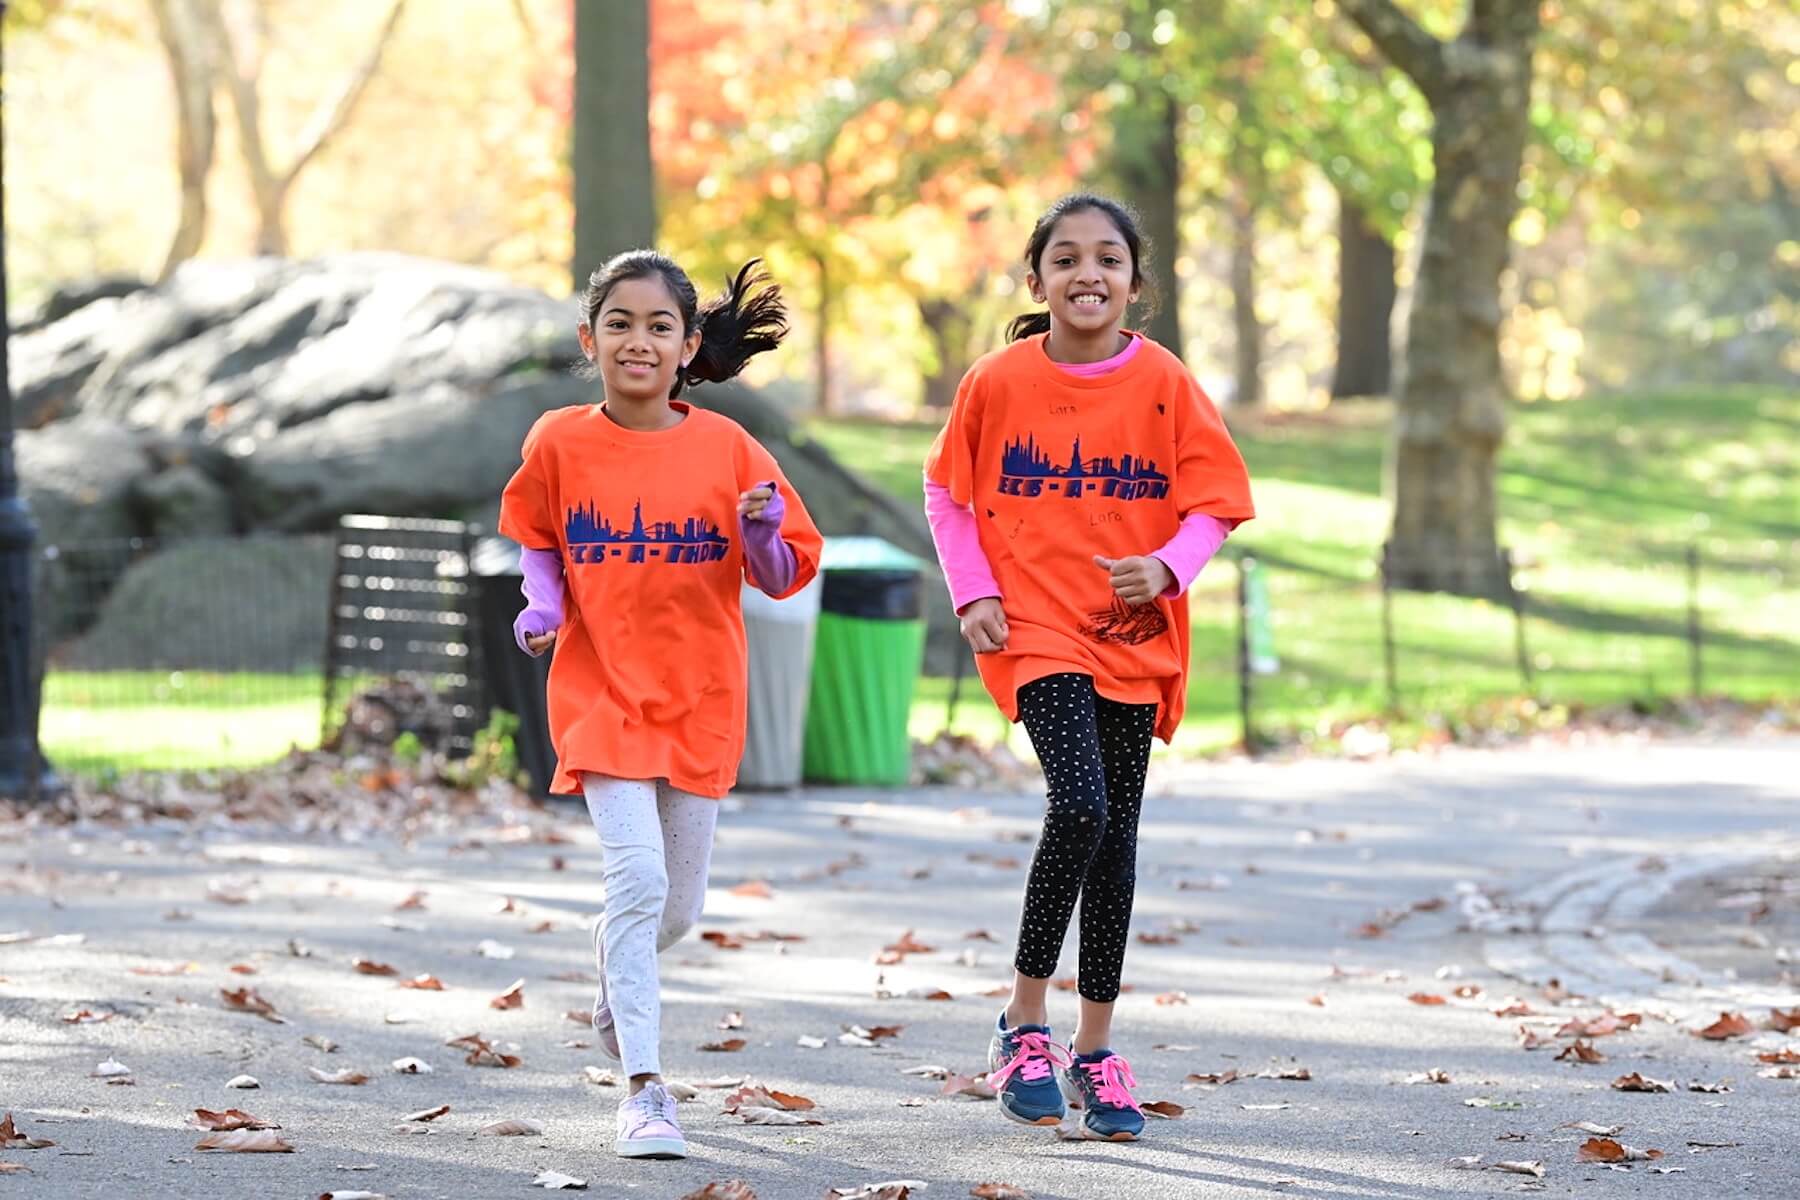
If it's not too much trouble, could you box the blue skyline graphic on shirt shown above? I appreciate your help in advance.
[997,434,1170,501]
[564,499,730,565]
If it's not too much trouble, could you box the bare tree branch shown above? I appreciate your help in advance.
[1335,0,1448,99]
[209,0,410,255]
[147,0,220,278]
[284,0,410,182]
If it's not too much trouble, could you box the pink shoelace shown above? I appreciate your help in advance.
[1081,1053,1144,1113]
[989,1029,1072,1086]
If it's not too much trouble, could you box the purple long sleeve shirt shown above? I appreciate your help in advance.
[512,481,798,656]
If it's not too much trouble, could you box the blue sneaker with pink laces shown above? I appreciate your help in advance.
[986,1011,1072,1126]
[1059,1048,1146,1141]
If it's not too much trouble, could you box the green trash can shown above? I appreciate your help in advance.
[802,537,927,785]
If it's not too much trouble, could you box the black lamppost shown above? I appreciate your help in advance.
[0,1,54,800]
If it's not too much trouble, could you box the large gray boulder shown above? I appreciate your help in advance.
[15,254,948,666]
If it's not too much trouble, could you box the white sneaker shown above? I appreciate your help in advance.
[590,915,621,1062]
[614,1081,686,1159]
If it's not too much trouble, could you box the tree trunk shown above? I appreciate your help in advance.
[918,296,974,413]
[1331,188,1396,399]
[149,0,219,279]
[814,249,833,415]
[572,0,654,288]
[1228,182,1262,409]
[1341,0,1539,597]
[1114,87,1183,356]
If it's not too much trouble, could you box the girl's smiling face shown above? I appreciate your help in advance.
[578,275,702,404]
[1026,207,1140,339]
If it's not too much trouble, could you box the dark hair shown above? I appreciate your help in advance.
[1005,193,1158,342]
[579,252,787,397]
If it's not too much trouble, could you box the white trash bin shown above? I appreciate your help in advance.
[737,574,822,789]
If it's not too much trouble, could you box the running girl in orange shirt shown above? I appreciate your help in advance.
[499,253,822,1161]
[924,194,1254,1140]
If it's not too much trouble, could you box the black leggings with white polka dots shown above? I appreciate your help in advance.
[1012,672,1158,1004]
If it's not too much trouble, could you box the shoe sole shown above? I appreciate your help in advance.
[998,1099,1064,1127]
[1059,1077,1140,1140]
[991,1040,1064,1126]
[614,1136,687,1159]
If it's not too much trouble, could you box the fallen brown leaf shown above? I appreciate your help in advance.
[402,1105,450,1122]
[963,929,999,942]
[394,890,428,910]
[1518,1025,1558,1051]
[701,930,745,950]
[220,986,285,1023]
[1407,993,1447,1006]
[308,1067,370,1085]
[1406,1069,1452,1085]
[678,1183,758,1200]
[490,979,526,1010]
[701,1038,747,1053]
[970,1185,1031,1199]
[59,1008,113,1024]
[303,1034,339,1053]
[1695,1011,1754,1040]
[194,1129,295,1153]
[444,1033,521,1068]
[1578,1137,1663,1163]
[736,1106,824,1125]
[1452,985,1482,999]
[1611,1072,1674,1093]
[1154,991,1190,1006]
[1491,998,1536,1018]
[1306,994,1326,1007]
[884,930,935,956]
[353,958,398,977]
[1756,1048,1800,1064]
[476,1118,544,1136]
[1768,1007,1800,1033]
[722,1085,815,1113]
[228,964,257,976]
[1140,1100,1184,1119]
[1490,1160,1545,1178]
[940,1073,998,1100]
[189,1108,278,1132]
[1185,1069,1241,1086]
[1686,1079,1732,1093]
[730,880,774,899]
[1136,932,1180,946]
[1556,1040,1606,1064]
[0,1113,55,1149]
[128,961,199,977]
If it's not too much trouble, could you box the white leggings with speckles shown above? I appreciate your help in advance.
[1014,673,1157,1003]
[582,773,719,1079]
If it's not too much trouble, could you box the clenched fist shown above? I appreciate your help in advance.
[1093,555,1174,606]
[958,596,1009,653]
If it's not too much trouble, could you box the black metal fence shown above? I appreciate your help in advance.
[25,525,1800,780]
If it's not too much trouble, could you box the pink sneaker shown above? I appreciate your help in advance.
[614,1081,686,1159]
[590,915,620,1061]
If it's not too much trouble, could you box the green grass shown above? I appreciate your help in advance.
[42,671,324,774]
[40,389,1795,774]
[812,387,1799,754]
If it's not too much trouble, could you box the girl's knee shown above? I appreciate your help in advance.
[603,847,669,916]
[655,912,697,952]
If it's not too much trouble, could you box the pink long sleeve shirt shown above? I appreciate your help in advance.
[924,333,1232,613]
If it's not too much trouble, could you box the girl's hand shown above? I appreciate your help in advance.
[958,596,1009,653]
[1093,555,1174,606]
[738,485,775,521]
[524,630,557,655]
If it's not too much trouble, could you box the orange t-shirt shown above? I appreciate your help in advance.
[498,402,822,798]
[924,334,1255,741]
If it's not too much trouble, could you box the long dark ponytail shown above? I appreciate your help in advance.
[1005,193,1156,342]
[579,253,788,397]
